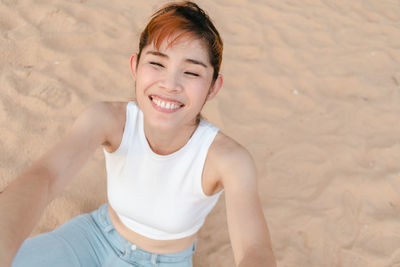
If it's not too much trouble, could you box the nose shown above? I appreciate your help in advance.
[159,70,182,93]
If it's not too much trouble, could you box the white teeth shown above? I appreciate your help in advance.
[152,97,181,110]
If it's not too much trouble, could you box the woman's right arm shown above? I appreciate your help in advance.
[0,102,116,266]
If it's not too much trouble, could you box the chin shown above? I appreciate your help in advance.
[145,111,178,128]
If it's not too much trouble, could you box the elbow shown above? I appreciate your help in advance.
[238,257,276,267]
[16,163,57,203]
[237,246,276,267]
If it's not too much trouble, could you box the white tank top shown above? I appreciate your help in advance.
[103,102,223,240]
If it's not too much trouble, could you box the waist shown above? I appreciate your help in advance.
[107,203,198,254]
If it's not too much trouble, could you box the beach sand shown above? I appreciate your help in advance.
[1,0,400,266]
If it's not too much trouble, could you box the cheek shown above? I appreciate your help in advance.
[136,67,159,89]
[188,82,211,104]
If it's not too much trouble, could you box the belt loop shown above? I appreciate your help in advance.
[151,254,158,265]
[100,204,114,233]
[120,243,131,259]
[192,239,197,252]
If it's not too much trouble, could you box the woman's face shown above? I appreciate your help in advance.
[131,35,222,131]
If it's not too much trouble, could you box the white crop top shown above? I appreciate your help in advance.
[103,102,223,240]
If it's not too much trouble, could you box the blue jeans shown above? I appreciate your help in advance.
[12,204,195,267]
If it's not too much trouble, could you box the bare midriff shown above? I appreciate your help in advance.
[107,204,197,254]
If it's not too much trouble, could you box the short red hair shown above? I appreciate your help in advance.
[137,1,223,82]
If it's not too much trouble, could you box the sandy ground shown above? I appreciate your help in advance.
[1,0,400,266]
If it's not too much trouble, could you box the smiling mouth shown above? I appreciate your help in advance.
[149,95,184,110]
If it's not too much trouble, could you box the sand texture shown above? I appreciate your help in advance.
[1,0,400,266]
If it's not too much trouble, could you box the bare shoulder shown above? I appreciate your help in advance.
[82,101,127,121]
[73,101,128,146]
[211,132,255,168]
[210,132,257,189]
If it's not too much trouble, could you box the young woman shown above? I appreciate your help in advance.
[0,1,275,266]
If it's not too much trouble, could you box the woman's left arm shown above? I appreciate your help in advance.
[219,142,276,267]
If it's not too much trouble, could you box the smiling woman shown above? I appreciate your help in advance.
[0,1,275,267]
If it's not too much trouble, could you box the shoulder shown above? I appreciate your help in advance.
[211,132,255,170]
[82,101,128,118]
[76,101,127,129]
[74,101,129,145]
[209,132,257,189]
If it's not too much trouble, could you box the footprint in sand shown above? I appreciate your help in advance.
[5,71,71,109]
[30,84,71,109]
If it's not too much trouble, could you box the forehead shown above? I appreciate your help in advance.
[144,34,211,64]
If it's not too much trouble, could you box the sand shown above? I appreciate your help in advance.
[1,0,400,266]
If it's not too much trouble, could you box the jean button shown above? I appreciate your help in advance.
[131,244,137,250]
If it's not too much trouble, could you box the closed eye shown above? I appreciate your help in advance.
[150,62,164,67]
[184,72,200,77]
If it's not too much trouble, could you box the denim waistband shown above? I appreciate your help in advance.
[91,203,196,264]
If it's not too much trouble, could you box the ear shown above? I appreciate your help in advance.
[129,53,138,80]
[206,74,223,101]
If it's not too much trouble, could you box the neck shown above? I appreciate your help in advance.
[143,119,199,155]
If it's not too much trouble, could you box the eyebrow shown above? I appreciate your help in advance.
[146,50,208,68]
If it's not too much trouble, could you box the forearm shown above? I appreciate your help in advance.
[0,167,52,266]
